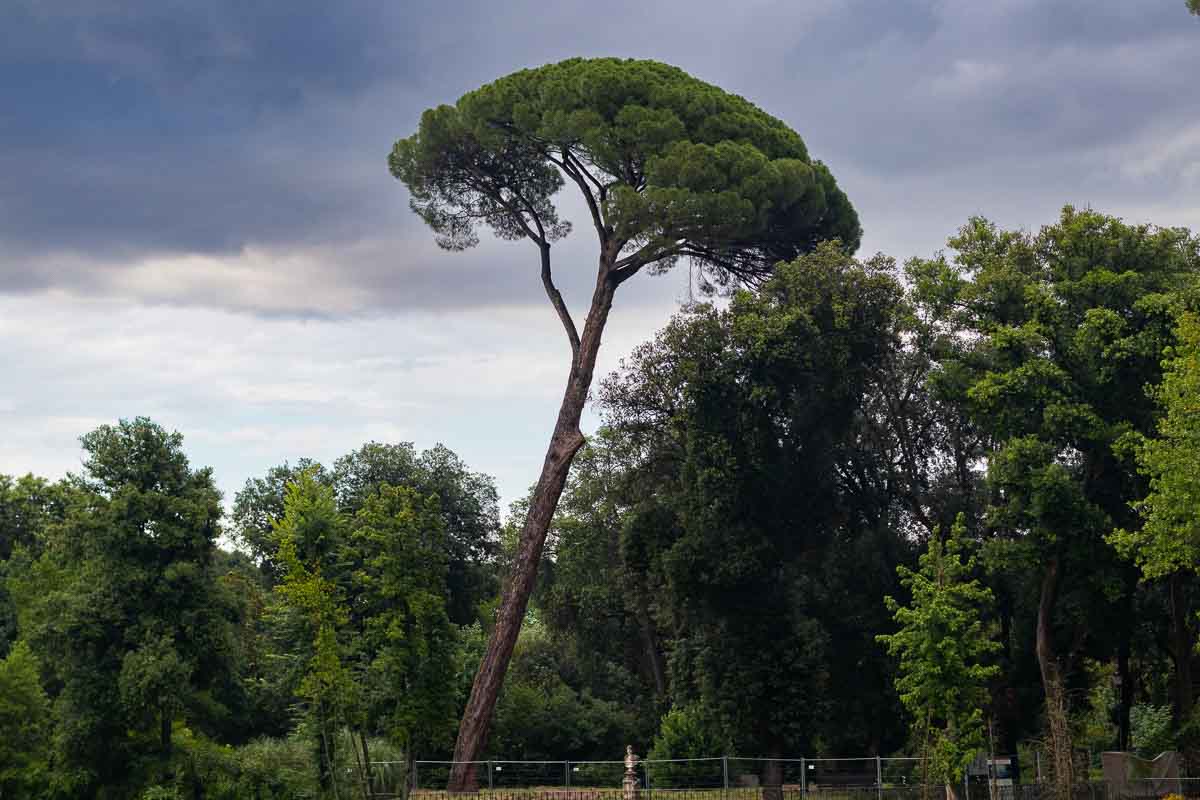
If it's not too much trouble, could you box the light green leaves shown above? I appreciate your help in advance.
[1111,312,1200,578]
[0,641,51,796]
[878,518,999,785]
[270,469,458,754]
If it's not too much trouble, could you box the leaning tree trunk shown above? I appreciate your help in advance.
[1036,557,1073,800]
[447,264,618,791]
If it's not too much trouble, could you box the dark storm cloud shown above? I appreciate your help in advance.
[0,0,425,255]
[2,0,1197,314]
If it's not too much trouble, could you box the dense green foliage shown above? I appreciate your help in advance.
[1112,312,1200,578]
[905,209,1200,793]
[8,419,236,796]
[0,640,52,796]
[1,203,1197,798]
[598,243,908,761]
[0,429,494,799]
[390,57,860,287]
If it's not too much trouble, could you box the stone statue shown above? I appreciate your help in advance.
[623,745,640,800]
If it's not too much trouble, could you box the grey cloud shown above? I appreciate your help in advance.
[758,1,1200,175]
[1,0,1197,318]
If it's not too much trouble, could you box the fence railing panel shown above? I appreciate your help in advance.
[400,754,1190,799]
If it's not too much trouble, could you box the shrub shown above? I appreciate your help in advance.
[1130,704,1174,758]
[647,704,729,788]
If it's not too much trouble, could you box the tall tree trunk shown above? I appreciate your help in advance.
[1036,557,1072,800]
[356,729,373,800]
[636,600,668,700]
[761,744,784,800]
[1115,569,1137,751]
[1117,633,1132,751]
[448,264,618,791]
[317,704,336,796]
[1169,572,1196,725]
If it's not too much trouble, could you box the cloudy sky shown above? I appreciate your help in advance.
[2,0,1198,514]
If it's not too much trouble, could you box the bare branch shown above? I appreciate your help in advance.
[546,150,607,243]
[562,150,607,197]
[614,243,674,271]
[611,239,686,278]
[540,243,581,360]
[460,169,545,245]
[505,187,547,242]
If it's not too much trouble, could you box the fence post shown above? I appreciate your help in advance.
[566,761,571,789]
[723,756,730,790]
[488,761,493,791]
[877,756,883,800]
[800,758,806,795]
[964,773,970,800]
[412,761,419,793]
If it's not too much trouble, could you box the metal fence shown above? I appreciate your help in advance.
[374,756,1194,800]
[409,757,1006,793]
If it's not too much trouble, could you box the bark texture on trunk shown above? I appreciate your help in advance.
[447,266,618,791]
[1170,572,1196,724]
[1117,634,1132,752]
[357,729,373,799]
[1036,557,1073,800]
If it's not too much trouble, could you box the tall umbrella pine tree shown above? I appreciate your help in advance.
[388,57,860,785]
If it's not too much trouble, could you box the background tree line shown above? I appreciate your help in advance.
[1,206,1198,799]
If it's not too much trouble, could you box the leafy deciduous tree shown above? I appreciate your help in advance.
[0,640,51,799]
[348,483,459,759]
[1111,311,1200,577]
[1112,310,1200,724]
[11,418,235,794]
[909,208,1199,797]
[878,518,1000,800]
[233,443,498,625]
[602,245,903,777]
[272,470,357,797]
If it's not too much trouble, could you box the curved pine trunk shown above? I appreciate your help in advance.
[447,272,617,791]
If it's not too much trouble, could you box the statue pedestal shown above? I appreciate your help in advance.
[623,746,640,800]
